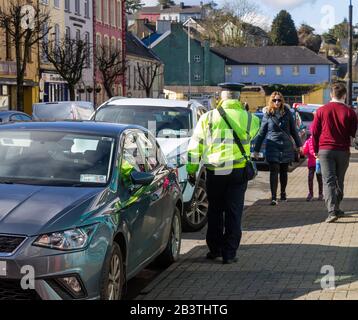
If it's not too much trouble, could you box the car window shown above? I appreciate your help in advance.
[136,131,160,172]
[9,114,23,122]
[298,111,314,122]
[295,112,303,128]
[95,105,193,137]
[120,132,146,183]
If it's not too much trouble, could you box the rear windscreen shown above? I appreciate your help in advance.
[33,104,73,120]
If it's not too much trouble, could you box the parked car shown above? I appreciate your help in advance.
[0,121,182,300]
[293,103,322,137]
[251,106,307,167]
[92,98,209,232]
[32,101,94,121]
[0,111,32,123]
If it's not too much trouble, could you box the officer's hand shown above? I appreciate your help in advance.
[188,174,196,186]
[253,152,260,160]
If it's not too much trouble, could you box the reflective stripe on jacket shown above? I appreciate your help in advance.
[186,99,260,174]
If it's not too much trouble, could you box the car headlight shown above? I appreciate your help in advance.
[33,225,97,251]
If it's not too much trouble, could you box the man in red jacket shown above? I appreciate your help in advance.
[311,82,358,223]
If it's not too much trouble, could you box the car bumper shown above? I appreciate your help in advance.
[0,234,109,300]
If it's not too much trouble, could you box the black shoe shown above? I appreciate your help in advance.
[206,252,221,260]
[280,193,287,201]
[336,210,345,217]
[326,213,338,223]
[222,257,238,265]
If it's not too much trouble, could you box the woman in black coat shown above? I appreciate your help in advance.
[253,92,302,205]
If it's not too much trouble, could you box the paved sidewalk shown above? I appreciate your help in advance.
[137,151,358,300]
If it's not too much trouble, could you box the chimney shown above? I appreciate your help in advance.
[156,20,171,34]
[180,2,184,9]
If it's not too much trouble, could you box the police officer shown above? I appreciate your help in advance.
[186,83,260,264]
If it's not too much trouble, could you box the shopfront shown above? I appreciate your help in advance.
[40,72,68,103]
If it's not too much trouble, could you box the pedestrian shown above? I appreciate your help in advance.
[311,82,358,223]
[253,92,302,205]
[186,83,260,264]
[302,134,323,201]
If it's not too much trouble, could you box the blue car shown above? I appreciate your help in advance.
[0,122,182,300]
[250,108,307,166]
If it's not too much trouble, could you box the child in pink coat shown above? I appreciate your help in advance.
[302,135,323,201]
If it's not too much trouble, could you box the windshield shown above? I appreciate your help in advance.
[0,130,115,186]
[298,111,314,122]
[94,105,193,137]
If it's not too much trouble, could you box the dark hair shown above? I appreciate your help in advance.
[330,82,347,100]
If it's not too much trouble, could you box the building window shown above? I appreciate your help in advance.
[85,32,90,67]
[194,74,201,81]
[65,27,71,40]
[54,24,60,49]
[6,29,12,60]
[41,0,49,5]
[242,66,249,76]
[65,0,70,11]
[117,0,122,28]
[96,0,102,22]
[54,0,60,8]
[104,36,110,57]
[103,0,109,24]
[75,0,80,15]
[194,55,200,63]
[276,66,283,76]
[110,0,116,26]
[293,65,300,76]
[258,66,266,76]
[111,37,116,53]
[128,65,131,89]
[84,0,90,18]
[76,29,81,42]
[225,66,232,77]
[309,66,316,75]
[96,33,102,56]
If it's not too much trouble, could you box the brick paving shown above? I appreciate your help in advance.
[137,150,358,300]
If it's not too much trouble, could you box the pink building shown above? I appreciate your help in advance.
[94,0,126,106]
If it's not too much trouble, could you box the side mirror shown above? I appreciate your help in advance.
[131,171,155,186]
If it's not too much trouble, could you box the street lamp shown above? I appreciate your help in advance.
[347,0,353,106]
[188,21,191,100]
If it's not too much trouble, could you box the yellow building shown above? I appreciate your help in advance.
[39,0,67,103]
[0,0,40,114]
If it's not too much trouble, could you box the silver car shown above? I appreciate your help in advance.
[92,98,209,232]
[32,101,94,121]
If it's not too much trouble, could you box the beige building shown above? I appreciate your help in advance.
[126,32,164,98]
[39,0,67,103]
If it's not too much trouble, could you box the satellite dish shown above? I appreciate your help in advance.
[21,5,35,30]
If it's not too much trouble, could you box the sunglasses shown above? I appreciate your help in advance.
[272,99,282,103]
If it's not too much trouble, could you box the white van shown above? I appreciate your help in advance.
[32,101,94,121]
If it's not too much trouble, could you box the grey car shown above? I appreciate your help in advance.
[0,121,182,300]
[0,111,32,123]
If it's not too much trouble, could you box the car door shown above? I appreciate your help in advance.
[136,130,174,252]
[116,130,160,271]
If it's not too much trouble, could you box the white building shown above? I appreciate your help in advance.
[64,0,94,102]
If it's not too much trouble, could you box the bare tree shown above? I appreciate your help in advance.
[96,45,126,99]
[0,0,51,111]
[44,37,89,101]
[136,61,161,98]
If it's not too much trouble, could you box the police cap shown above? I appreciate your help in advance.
[218,82,245,92]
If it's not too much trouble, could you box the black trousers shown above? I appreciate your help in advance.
[268,162,289,200]
[308,167,323,196]
[206,168,248,260]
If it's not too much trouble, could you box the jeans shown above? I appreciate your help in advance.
[268,162,289,200]
[206,168,248,260]
[319,150,350,214]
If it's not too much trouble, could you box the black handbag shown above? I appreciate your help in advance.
[217,106,257,181]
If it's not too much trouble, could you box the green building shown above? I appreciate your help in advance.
[144,22,225,104]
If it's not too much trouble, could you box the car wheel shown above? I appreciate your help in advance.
[155,207,182,268]
[100,242,125,300]
[182,179,208,232]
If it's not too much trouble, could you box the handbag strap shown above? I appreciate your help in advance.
[217,106,251,161]
[270,114,294,145]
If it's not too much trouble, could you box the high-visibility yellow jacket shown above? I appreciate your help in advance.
[186,99,260,174]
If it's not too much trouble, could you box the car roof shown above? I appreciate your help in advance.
[33,101,93,107]
[105,98,192,108]
[0,121,144,137]
[0,111,28,116]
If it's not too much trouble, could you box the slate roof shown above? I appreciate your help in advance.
[211,46,333,65]
[139,5,202,14]
[126,32,162,62]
